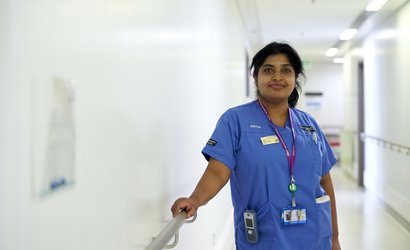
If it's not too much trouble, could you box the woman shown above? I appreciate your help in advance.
[171,41,341,249]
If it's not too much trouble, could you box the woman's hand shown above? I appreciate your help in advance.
[332,235,341,250]
[170,158,231,219]
[171,197,200,218]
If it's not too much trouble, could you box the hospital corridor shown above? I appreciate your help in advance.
[331,166,410,250]
[1,0,410,249]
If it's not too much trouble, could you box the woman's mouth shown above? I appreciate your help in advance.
[268,83,286,89]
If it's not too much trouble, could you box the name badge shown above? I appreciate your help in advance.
[260,135,279,145]
[281,206,307,225]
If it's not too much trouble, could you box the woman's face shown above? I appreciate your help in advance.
[255,53,296,104]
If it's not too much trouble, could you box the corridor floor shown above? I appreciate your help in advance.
[333,166,410,250]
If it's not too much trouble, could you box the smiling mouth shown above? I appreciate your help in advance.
[268,83,286,89]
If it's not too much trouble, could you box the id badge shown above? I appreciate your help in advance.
[281,206,307,225]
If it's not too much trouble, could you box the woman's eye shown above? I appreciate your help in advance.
[263,68,273,73]
[282,68,292,74]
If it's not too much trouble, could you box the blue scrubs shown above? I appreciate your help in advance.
[202,100,336,250]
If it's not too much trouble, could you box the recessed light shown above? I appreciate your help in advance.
[339,29,358,40]
[333,58,345,64]
[325,48,339,57]
[366,0,388,11]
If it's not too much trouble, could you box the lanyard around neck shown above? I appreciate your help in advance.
[257,99,296,177]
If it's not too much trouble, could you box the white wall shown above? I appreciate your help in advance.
[298,62,344,128]
[342,1,410,223]
[0,1,254,249]
[0,1,17,249]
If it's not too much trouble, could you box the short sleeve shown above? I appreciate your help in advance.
[315,125,337,176]
[201,112,238,170]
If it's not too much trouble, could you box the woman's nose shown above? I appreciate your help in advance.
[272,71,282,80]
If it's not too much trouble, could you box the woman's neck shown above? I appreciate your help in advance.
[258,98,289,127]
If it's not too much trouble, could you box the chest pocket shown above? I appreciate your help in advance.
[295,130,323,181]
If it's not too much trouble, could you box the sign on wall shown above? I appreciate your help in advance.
[303,91,323,123]
[31,77,76,197]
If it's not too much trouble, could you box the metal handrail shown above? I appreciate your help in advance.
[360,133,410,156]
[340,130,410,156]
[145,211,196,250]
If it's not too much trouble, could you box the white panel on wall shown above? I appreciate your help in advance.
[31,77,76,197]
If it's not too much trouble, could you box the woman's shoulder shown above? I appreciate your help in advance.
[223,100,258,116]
[230,100,257,110]
[292,108,314,119]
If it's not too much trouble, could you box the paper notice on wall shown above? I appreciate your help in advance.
[304,91,323,123]
[32,77,76,197]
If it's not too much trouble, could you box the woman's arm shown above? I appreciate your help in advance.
[171,157,231,218]
[320,172,341,250]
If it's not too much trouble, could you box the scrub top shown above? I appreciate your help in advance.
[202,100,336,250]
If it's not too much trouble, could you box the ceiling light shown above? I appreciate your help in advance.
[325,48,339,57]
[333,58,345,64]
[339,29,358,40]
[366,0,388,11]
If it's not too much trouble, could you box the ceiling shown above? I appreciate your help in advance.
[254,0,369,62]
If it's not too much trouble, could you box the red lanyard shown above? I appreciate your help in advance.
[258,99,296,176]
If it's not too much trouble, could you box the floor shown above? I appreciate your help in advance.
[332,166,410,250]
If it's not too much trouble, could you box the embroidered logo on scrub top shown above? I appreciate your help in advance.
[207,139,218,146]
[301,125,318,143]
[260,135,279,145]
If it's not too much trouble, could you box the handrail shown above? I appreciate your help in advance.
[341,129,359,135]
[340,130,410,156]
[360,133,410,156]
[145,211,196,250]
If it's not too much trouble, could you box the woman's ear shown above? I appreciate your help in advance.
[253,73,258,82]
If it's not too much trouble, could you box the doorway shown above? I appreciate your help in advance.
[357,61,365,187]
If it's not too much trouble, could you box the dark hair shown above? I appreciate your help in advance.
[250,41,305,108]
